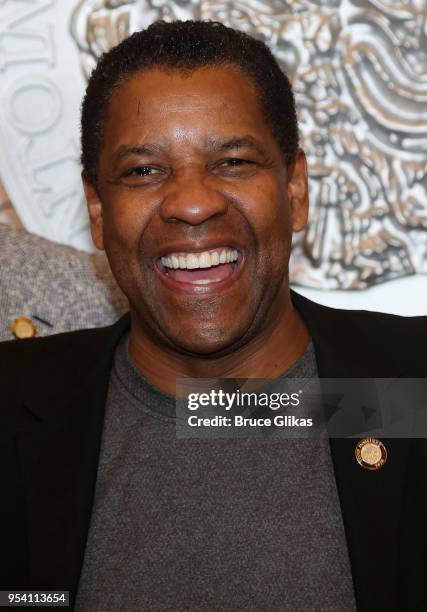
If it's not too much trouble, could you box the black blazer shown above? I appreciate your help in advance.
[1,291,427,611]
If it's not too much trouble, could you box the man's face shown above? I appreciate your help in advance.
[84,65,308,355]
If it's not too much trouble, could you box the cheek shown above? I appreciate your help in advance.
[101,192,149,252]
[239,179,289,229]
[240,184,292,268]
[99,193,154,292]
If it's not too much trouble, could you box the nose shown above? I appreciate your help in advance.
[159,170,228,225]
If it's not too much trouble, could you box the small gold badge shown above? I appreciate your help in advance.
[355,438,387,470]
[11,317,37,339]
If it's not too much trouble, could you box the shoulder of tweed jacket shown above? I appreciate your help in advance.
[0,223,128,341]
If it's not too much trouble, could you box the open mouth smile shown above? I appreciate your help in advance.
[155,246,244,294]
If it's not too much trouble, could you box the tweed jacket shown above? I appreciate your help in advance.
[0,223,127,341]
[1,292,427,611]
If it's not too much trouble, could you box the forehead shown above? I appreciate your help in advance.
[102,65,276,152]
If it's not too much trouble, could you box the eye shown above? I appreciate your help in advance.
[119,165,167,186]
[213,157,257,177]
[220,158,252,167]
[125,166,162,177]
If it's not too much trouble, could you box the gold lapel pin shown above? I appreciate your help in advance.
[355,438,387,471]
[11,316,37,339]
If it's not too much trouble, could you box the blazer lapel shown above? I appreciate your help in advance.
[329,438,409,611]
[16,314,131,607]
[292,290,410,611]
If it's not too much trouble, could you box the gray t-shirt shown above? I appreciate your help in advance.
[75,335,356,612]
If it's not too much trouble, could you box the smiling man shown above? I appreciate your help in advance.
[1,20,427,612]
[82,40,310,389]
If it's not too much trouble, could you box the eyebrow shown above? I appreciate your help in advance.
[112,135,266,162]
[208,136,266,155]
[113,143,168,161]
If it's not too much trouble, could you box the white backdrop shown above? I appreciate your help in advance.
[294,276,427,316]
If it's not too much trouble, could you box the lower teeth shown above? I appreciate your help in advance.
[190,278,223,285]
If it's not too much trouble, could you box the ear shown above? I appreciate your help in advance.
[82,172,104,250]
[287,149,309,232]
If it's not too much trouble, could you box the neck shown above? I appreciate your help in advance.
[128,291,310,396]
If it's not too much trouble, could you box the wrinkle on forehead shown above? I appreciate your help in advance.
[134,92,231,114]
[103,66,275,159]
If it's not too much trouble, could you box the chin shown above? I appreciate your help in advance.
[167,324,247,358]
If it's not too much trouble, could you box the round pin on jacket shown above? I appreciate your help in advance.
[355,438,387,470]
[11,317,37,339]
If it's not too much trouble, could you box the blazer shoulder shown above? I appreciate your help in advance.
[293,290,427,338]
[331,302,427,342]
[0,223,128,341]
[322,300,426,331]
[0,222,93,269]
[292,291,427,376]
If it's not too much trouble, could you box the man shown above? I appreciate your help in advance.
[1,20,426,612]
[0,223,127,341]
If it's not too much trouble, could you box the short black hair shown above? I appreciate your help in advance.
[81,20,299,186]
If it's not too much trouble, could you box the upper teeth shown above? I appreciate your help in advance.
[161,248,238,270]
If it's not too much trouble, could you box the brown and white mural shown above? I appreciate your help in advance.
[1,0,426,290]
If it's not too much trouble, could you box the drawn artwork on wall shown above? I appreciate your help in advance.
[0,0,426,289]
